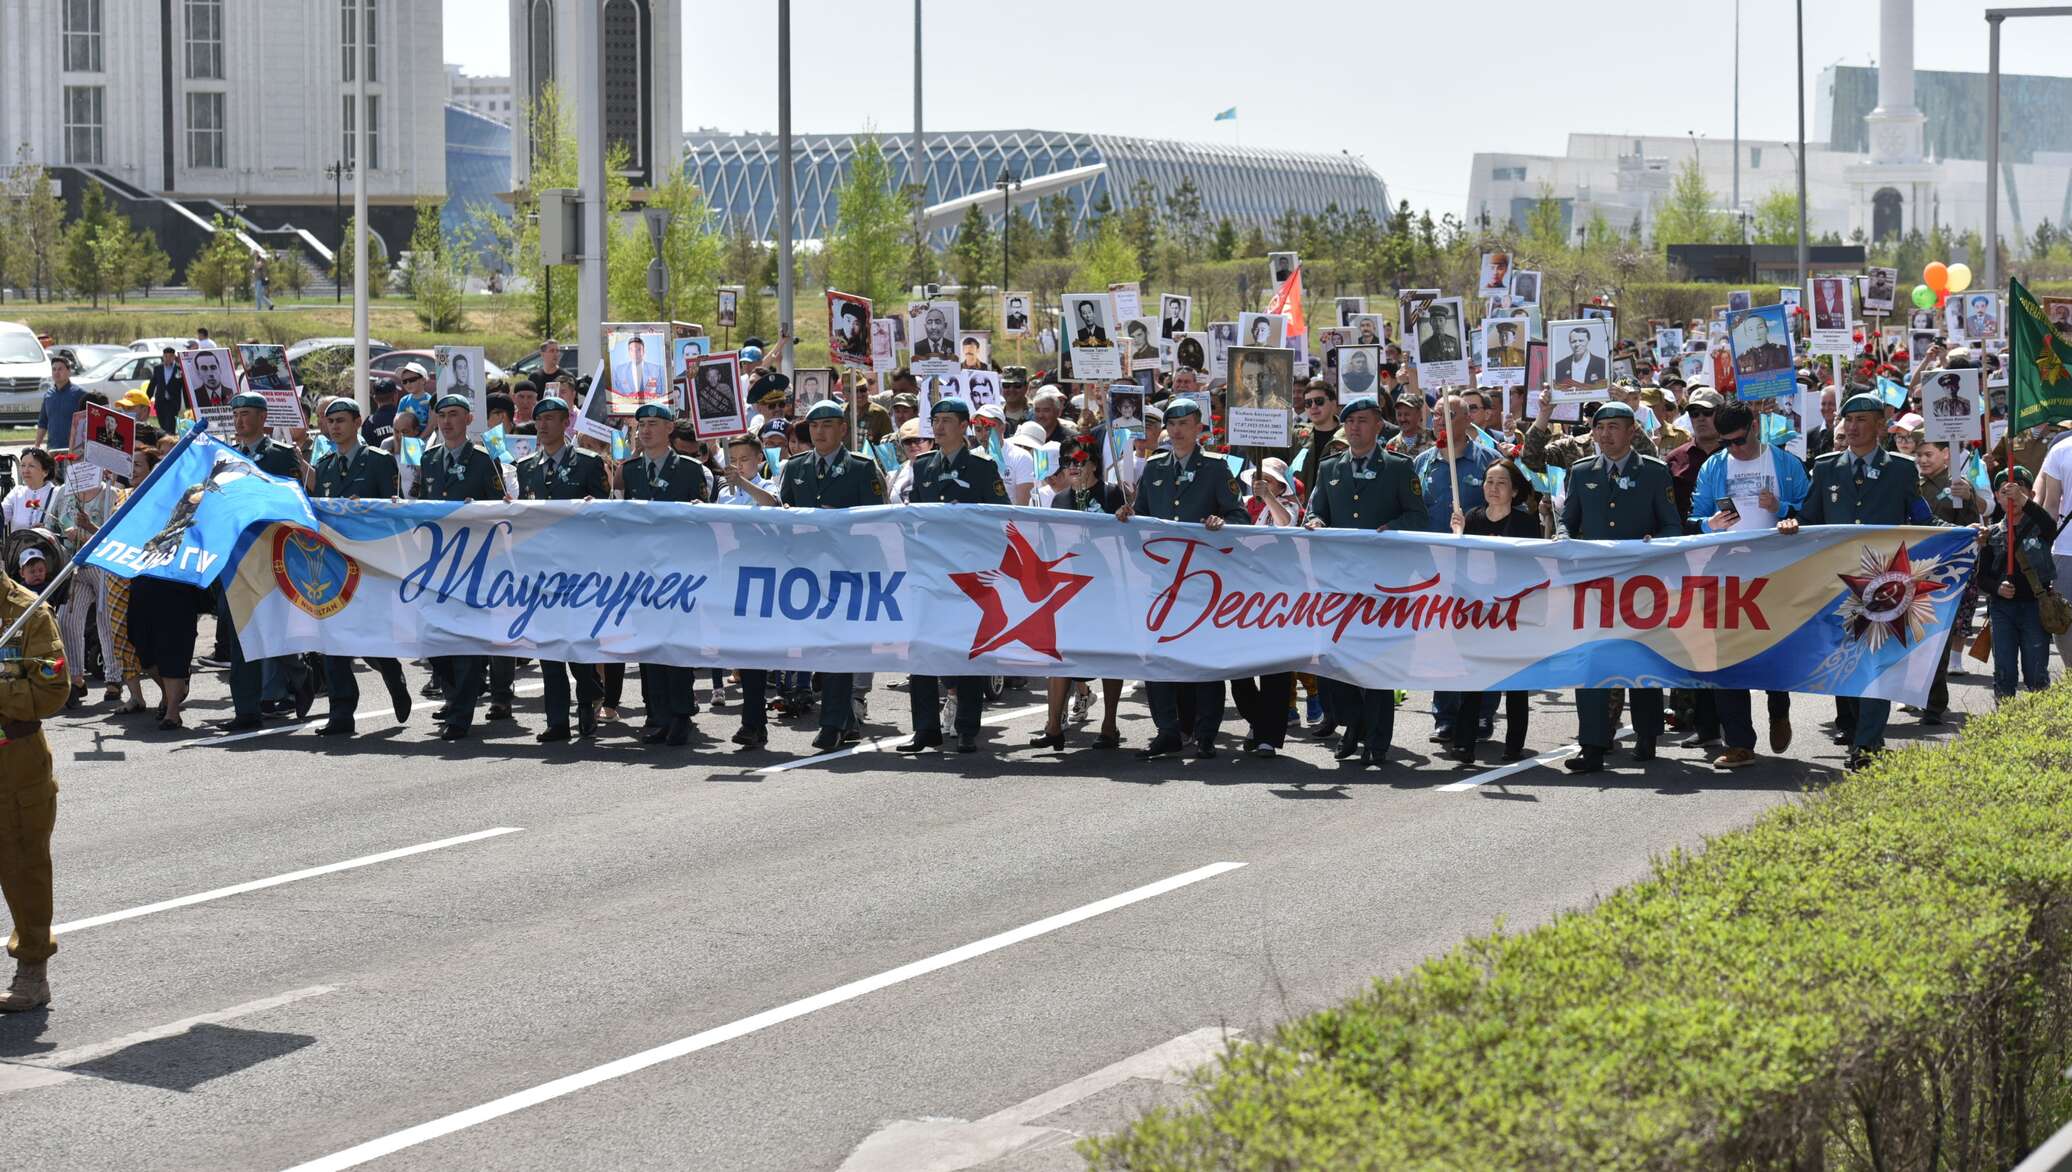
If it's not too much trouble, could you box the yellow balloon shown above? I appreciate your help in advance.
[1946,262,1973,294]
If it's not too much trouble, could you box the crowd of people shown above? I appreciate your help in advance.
[8,306,2060,778]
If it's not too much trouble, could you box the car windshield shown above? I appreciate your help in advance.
[80,353,137,380]
[0,334,44,364]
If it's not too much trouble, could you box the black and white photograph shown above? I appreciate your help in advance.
[1160,294,1191,338]
[1653,327,1685,362]
[1106,383,1147,432]
[1237,312,1287,350]
[827,290,874,369]
[1478,319,1527,387]
[1863,266,1898,314]
[1123,317,1160,364]
[1578,304,1616,325]
[1173,332,1209,376]
[1064,293,1121,380]
[1226,346,1295,448]
[690,350,747,440]
[793,368,832,404]
[960,331,992,369]
[1508,269,1541,307]
[716,286,740,328]
[1809,276,1853,355]
[1727,290,1752,314]
[870,318,898,369]
[1001,291,1032,337]
[1336,344,1382,400]
[1268,251,1298,287]
[1349,314,1386,346]
[907,299,962,375]
[1413,296,1469,387]
[1909,308,1939,333]
[437,344,490,435]
[1314,328,1349,376]
[1546,317,1612,403]
[1910,329,1940,373]
[963,369,1002,409]
[237,343,295,392]
[1207,322,1237,380]
[1335,296,1366,327]
[1397,288,1441,346]
[1922,368,1982,444]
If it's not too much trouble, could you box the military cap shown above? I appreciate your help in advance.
[634,402,676,421]
[533,395,570,416]
[1163,399,1203,421]
[229,391,268,411]
[1840,393,1888,416]
[1590,401,1635,423]
[802,400,846,423]
[1338,394,1384,418]
[931,397,971,419]
[435,393,473,413]
[322,396,362,417]
[1996,465,2036,490]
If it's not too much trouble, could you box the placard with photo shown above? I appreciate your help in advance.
[793,368,832,404]
[1108,281,1142,322]
[1478,250,1513,296]
[1545,318,1612,403]
[1122,317,1159,365]
[907,299,962,376]
[870,318,899,369]
[1159,294,1191,339]
[1397,288,1441,346]
[1412,297,1469,387]
[958,330,992,369]
[827,289,874,370]
[1172,332,1209,377]
[1808,276,1853,354]
[1954,291,2001,343]
[1335,344,1383,401]
[1001,291,1033,337]
[1654,327,1685,362]
[1237,312,1286,350]
[1727,304,1796,401]
[1862,266,1898,314]
[2043,297,2072,334]
[83,402,134,477]
[435,344,490,436]
[1348,314,1387,347]
[1063,292,1121,381]
[1478,317,1528,387]
[716,286,742,328]
[1334,296,1366,327]
[1778,286,1803,316]
[1727,290,1753,314]
[1226,346,1294,448]
[604,326,667,414]
[1206,322,1237,381]
[1920,367,1982,444]
[1106,383,1147,432]
[1267,252,1298,287]
[1508,269,1541,308]
[963,369,1002,409]
[689,350,747,440]
[179,346,237,431]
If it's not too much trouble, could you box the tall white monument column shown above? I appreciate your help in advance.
[1846,0,1939,242]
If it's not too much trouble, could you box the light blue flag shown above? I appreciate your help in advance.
[310,433,335,464]
[764,446,784,479]
[1876,376,1909,408]
[1213,107,1237,122]
[1960,448,1991,498]
[610,427,632,461]
[1219,452,1245,477]
[1291,446,1311,478]
[1760,412,1796,446]
[81,427,316,587]
[871,439,899,473]
[1522,460,1567,500]
[482,424,515,464]
[400,436,425,468]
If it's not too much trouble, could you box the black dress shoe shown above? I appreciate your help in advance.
[1830,729,1853,746]
[1448,746,1477,766]
[440,724,469,741]
[1631,739,1657,762]
[536,727,572,743]
[841,726,862,744]
[1187,741,1217,759]
[810,728,842,751]
[1360,749,1388,768]
[419,680,443,699]
[486,703,514,722]
[1564,750,1605,773]
[1030,730,1066,751]
[641,724,669,744]
[578,707,598,738]
[897,731,944,753]
[1136,735,1182,760]
[313,720,354,737]
[219,716,263,732]
[664,717,692,747]
[1308,722,1338,740]
[387,677,413,724]
[1920,708,1945,726]
[1332,740,1363,761]
[294,673,318,720]
[955,733,978,754]
[733,730,767,752]
[1500,745,1529,762]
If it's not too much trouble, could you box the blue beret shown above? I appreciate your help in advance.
[229,391,267,411]
[1591,401,1635,423]
[435,393,473,413]
[1163,398,1202,420]
[533,395,570,416]
[802,400,846,423]
[634,402,676,421]
[1338,395,1383,418]
[1840,393,1888,416]
[931,396,971,419]
[322,397,362,417]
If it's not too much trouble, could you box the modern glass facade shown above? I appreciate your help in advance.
[445,103,511,247]
[682,129,1391,242]
[1825,63,2072,164]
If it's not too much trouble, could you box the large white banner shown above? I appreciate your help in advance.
[227,503,1979,703]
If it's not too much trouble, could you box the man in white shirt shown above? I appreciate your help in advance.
[2030,425,2072,665]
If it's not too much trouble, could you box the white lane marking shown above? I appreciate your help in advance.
[755,702,1049,774]
[52,828,525,935]
[1436,726,1634,792]
[0,985,335,1095]
[181,682,547,749]
[977,1026,1236,1126]
[280,860,1248,1172]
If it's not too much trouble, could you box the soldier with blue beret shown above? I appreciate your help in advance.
[623,401,711,748]
[309,396,409,738]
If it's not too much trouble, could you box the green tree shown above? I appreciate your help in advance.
[127,231,173,298]
[186,216,252,305]
[1652,157,1731,246]
[1039,194,1074,258]
[1002,205,1039,279]
[404,198,465,331]
[721,222,771,340]
[646,169,725,323]
[1523,185,1567,257]
[270,248,309,298]
[1209,218,1238,262]
[1164,176,1207,262]
[332,213,389,298]
[1069,216,1141,289]
[6,150,66,302]
[949,202,994,324]
[1751,188,1802,246]
[823,131,910,306]
[1118,177,1160,273]
[60,184,124,306]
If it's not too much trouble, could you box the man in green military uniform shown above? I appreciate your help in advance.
[0,564,73,1010]
[310,396,411,737]
[1781,392,1938,769]
[220,390,313,731]
[1303,394,1428,768]
[515,394,611,742]
[1561,401,1683,774]
[779,399,889,752]
[415,393,508,740]
[623,402,709,747]
[1117,398,1250,759]
[898,397,1007,755]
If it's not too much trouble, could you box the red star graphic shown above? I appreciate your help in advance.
[1837,543,1926,647]
[949,523,1093,659]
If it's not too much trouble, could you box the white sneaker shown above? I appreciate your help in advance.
[1068,683,1092,725]
[853,695,868,726]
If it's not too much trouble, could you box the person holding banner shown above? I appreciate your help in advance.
[778,400,888,752]
[1916,439,1984,721]
[309,397,411,738]
[1303,394,1427,768]
[1781,392,1936,770]
[1975,467,2058,702]
[899,398,1007,755]
[415,394,508,741]
[0,558,71,1012]
[1446,459,1545,764]
[515,396,611,743]
[1562,402,1681,774]
[624,403,710,748]
[218,392,313,731]
[1118,399,1249,760]
[1037,435,1127,752]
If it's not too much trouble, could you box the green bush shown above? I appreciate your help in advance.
[1087,689,2072,1171]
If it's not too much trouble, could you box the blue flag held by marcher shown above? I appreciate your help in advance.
[81,428,316,587]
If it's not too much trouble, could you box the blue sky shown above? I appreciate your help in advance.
[445,1,2072,218]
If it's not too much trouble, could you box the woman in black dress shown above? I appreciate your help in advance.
[1034,436,1127,750]
[1446,458,1546,765]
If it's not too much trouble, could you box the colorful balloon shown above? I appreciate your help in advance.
[1946,262,1972,293]
[1924,261,1949,293]
[1912,283,1936,309]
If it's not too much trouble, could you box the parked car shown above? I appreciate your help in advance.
[128,336,201,353]
[47,343,131,373]
[0,321,53,425]
[285,336,394,364]
[509,347,582,381]
[369,348,510,383]
[73,350,166,400]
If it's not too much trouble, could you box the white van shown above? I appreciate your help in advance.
[0,321,52,425]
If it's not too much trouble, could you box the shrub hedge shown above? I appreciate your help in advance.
[1086,689,2072,1171]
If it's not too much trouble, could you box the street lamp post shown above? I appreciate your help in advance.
[325,160,345,303]
[1795,0,1808,295]
[995,166,1019,297]
[1982,8,2072,291]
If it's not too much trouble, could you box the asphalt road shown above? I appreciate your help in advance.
[0,637,1994,1171]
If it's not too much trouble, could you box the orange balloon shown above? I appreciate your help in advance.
[1924,261,1949,292]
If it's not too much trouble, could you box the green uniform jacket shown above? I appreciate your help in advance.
[779,447,887,509]
[415,442,505,502]
[234,435,302,479]
[1561,452,1681,539]
[905,446,1007,505]
[622,451,710,502]
[1800,447,1930,526]
[515,445,610,501]
[0,575,69,796]
[1306,449,1428,531]
[311,444,400,499]
[1133,448,1249,525]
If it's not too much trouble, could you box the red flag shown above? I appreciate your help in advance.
[1267,266,1306,337]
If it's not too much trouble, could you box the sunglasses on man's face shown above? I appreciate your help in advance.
[1305,396,1330,407]
[1722,432,1756,446]
[1686,407,1713,418]
[401,373,424,384]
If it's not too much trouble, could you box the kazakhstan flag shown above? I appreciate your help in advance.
[1213,107,1237,122]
